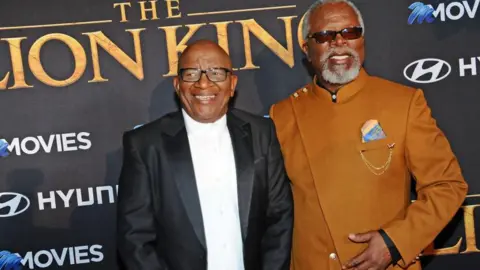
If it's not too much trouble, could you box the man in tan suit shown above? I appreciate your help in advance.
[269,1,468,270]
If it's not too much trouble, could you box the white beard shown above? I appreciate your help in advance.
[319,48,361,85]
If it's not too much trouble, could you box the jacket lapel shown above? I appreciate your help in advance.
[162,112,206,249]
[227,111,254,242]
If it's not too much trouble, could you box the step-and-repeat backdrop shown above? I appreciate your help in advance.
[0,0,479,269]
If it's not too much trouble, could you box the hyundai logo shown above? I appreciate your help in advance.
[0,192,30,217]
[404,58,451,84]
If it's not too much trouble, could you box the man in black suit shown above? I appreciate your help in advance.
[116,40,293,270]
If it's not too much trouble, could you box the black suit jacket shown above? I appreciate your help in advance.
[116,109,293,270]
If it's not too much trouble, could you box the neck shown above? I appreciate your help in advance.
[195,116,223,124]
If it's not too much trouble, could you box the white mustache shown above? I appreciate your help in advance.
[321,48,359,62]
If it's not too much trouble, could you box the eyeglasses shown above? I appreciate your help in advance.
[307,27,363,44]
[178,67,232,82]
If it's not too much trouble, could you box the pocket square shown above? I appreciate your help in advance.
[361,119,386,143]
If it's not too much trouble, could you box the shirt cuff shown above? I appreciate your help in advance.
[379,229,401,265]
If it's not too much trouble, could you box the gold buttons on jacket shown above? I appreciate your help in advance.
[329,253,337,260]
[292,88,308,99]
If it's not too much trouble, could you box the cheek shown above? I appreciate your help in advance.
[309,45,328,61]
[350,40,365,56]
[178,88,193,102]
[220,90,232,101]
[216,82,232,97]
[217,88,233,104]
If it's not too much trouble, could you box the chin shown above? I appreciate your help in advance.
[322,66,360,85]
[193,111,218,121]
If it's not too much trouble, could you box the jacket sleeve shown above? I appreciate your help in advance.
[261,120,294,270]
[116,132,168,270]
[381,89,468,268]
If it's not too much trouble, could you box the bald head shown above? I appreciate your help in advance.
[178,40,232,70]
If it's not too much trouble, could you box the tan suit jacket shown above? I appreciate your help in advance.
[269,69,468,270]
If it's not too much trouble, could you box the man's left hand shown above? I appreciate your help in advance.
[342,231,392,270]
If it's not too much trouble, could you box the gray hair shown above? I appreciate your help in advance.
[302,0,365,40]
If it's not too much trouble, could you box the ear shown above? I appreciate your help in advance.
[173,76,180,95]
[302,42,312,62]
[230,74,238,97]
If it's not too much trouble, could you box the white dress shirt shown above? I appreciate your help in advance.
[182,109,245,270]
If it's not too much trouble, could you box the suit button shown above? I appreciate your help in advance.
[329,253,337,260]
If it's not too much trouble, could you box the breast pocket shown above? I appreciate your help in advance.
[355,137,396,176]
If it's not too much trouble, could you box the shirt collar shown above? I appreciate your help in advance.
[312,68,369,104]
[182,109,228,136]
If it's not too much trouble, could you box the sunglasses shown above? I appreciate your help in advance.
[307,27,363,44]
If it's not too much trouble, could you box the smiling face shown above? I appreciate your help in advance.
[173,40,238,123]
[304,2,365,86]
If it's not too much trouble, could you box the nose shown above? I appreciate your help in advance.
[194,72,212,88]
[331,33,347,47]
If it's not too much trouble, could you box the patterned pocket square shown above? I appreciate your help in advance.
[361,119,386,143]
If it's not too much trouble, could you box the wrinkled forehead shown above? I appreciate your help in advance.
[179,45,232,69]
[309,3,360,32]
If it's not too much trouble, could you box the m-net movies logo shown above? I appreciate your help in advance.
[408,0,479,24]
[404,56,480,83]
[19,244,104,269]
[0,192,30,217]
[0,139,9,157]
[0,132,92,157]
